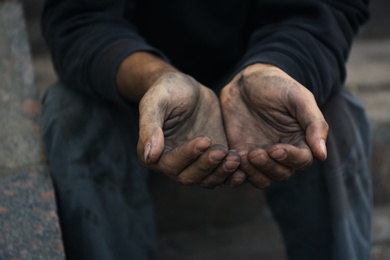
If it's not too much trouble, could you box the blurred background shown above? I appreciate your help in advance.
[1,0,389,259]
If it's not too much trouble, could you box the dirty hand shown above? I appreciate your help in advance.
[220,63,328,188]
[137,72,245,188]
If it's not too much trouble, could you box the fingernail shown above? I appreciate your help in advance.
[231,171,246,185]
[195,138,212,154]
[270,149,287,160]
[144,142,151,163]
[320,139,327,160]
[209,150,227,162]
[256,154,267,165]
[223,160,240,172]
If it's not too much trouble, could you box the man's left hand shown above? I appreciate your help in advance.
[220,63,328,188]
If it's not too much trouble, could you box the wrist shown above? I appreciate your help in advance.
[116,51,177,104]
[240,63,278,79]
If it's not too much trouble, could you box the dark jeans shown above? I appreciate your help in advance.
[41,83,372,260]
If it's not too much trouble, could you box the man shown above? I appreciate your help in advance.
[41,0,372,259]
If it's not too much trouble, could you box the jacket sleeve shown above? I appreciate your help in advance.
[235,0,369,106]
[41,0,166,105]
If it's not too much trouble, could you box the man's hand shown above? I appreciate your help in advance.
[220,63,328,188]
[137,72,245,188]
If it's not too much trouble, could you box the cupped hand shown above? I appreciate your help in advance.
[220,63,328,188]
[137,72,245,188]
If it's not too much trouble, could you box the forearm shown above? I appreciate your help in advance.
[116,52,177,104]
[42,0,168,106]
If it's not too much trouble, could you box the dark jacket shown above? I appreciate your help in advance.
[42,0,369,107]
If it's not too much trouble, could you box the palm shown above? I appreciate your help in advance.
[159,75,226,149]
[220,64,328,188]
[137,72,244,188]
[233,78,306,149]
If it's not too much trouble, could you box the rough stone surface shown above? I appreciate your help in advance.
[0,2,41,171]
[0,2,65,259]
[0,170,64,259]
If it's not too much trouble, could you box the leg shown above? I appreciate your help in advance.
[266,89,372,260]
[40,83,157,259]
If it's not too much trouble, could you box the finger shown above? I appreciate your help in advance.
[248,149,294,181]
[177,144,228,186]
[220,170,246,188]
[149,137,212,175]
[238,150,272,189]
[199,150,241,188]
[268,143,313,170]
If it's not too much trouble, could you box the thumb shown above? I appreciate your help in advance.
[137,93,166,165]
[305,120,328,161]
[293,91,329,161]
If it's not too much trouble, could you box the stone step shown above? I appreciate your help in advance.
[0,2,65,259]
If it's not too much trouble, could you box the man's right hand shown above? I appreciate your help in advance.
[137,71,245,188]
